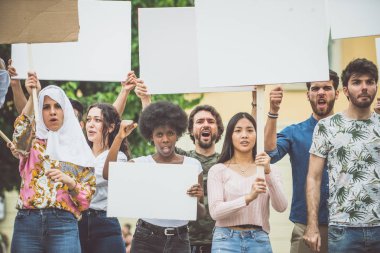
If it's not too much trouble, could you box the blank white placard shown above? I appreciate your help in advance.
[138,7,252,94]
[12,0,131,82]
[329,0,380,40]
[107,162,199,220]
[195,0,329,87]
[376,38,380,66]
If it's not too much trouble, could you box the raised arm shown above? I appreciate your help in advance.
[13,72,41,153]
[103,120,137,180]
[8,59,27,114]
[264,86,283,152]
[134,78,151,110]
[22,72,41,116]
[303,154,325,252]
[113,71,136,116]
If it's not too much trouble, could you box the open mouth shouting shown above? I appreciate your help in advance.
[317,98,327,110]
[200,129,212,142]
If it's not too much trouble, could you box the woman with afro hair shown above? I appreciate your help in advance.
[103,101,205,253]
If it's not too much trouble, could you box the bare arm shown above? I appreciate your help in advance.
[103,120,137,180]
[23,72,41,117]
[303,154,325,252]
[8,59,27,114]
[264,86,283,152]
[113,71,136,116]
[135,79,151,110]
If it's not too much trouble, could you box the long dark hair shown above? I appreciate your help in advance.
[218,112,257,163]
[86,103,131,159]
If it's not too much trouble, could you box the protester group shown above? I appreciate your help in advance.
[0,56,379,253]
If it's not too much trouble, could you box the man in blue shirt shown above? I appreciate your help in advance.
[264,70,340,253]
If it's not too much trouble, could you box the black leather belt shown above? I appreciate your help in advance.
[82,208,106,216]
[232,224,262,230]
[137,219,188,236]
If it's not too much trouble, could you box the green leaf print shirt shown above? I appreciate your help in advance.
[310,112,380,226]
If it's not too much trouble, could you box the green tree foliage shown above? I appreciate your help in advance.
[0,0,201,196]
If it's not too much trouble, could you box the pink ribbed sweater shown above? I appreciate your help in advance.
[207,163,288,233]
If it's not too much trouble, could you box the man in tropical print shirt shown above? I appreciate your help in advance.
[304,58,380,253]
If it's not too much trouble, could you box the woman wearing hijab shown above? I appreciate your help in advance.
[11,72,96,253]
[207,112,287,253]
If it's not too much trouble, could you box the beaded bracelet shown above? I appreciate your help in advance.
[267,112,279,119]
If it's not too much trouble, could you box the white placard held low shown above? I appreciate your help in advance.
[329,0,380,40]
[107,162,199,220]
[12,0,131,82]
[376,38,380,66]
[138,7,251,94]
[195,0,329,87]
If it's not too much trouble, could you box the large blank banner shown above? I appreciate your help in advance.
[139,7,251,94]
[107,162,199,220]
[0,0,79,44]
[329,0,380,40]
[12,0,131,82]
[195,0,329,87]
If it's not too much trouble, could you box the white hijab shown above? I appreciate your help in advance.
[36,85,95,168]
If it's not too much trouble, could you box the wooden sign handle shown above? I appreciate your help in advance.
[0,130,11,144]
[28,44,39,120]
[255,85,265,178]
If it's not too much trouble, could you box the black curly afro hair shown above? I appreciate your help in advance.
[138,101,188,140]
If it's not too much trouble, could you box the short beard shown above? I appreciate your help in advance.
[195,133,217,149]
[310,99,336,118]
[347,91,376,108]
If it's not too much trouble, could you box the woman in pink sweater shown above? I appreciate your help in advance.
[207,112,287,253]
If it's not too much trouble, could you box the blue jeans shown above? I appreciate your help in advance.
[211,227,272,253]
[131,219,191,253]
[328,225,380,253]
[11,209,80,253]
[78,209,125,253]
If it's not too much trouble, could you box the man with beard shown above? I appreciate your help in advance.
[264,70,339,253]
[304,58,380,253]
[176,105,224,253]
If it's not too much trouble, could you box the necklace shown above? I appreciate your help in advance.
[232,161,254,174]
[235,163,247,174]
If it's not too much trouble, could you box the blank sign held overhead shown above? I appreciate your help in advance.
[195,0,329,87]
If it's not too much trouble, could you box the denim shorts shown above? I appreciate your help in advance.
[328,225,380,253]
[211,227,272,253]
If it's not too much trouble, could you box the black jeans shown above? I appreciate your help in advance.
[191,244,212,253]
[78,209,125,253]
[131,219,190,253]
